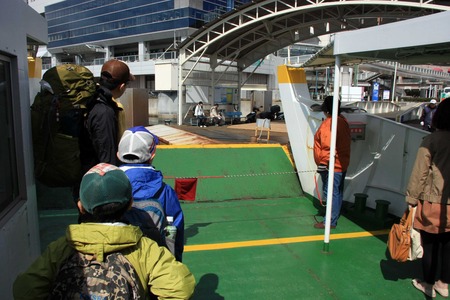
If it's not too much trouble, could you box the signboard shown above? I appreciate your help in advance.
[372,82,379,101]
[214,87,236,104]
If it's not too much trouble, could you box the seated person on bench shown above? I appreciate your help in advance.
[210,103,225,126]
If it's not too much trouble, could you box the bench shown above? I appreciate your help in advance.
[224,112,243,125]
[189,118,199,126]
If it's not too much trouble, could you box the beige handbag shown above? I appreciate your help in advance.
[408,206,423,261]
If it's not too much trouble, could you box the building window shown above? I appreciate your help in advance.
[0,54,20,214]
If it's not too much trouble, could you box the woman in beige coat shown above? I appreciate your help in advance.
[406,98,450,298]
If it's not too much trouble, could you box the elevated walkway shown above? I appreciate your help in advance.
[149,124,219,145]
[148,122,290,145]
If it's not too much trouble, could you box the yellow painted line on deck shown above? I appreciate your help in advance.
[185,229,389,252]
[158,143,281,149]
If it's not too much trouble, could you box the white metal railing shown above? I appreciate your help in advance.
[353,101,401,114]
[395,103,423,123]
[42,51,178,70]
[286,56,450,81]
[376,61,450,80]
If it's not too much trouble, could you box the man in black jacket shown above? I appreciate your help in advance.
[80,59,135,174]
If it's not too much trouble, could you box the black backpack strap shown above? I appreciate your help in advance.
[41,94,60,163]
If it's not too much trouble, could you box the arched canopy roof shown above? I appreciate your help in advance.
[302,10,450,68]
[179,0,450,68]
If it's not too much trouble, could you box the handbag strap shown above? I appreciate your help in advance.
[400,208,414,230]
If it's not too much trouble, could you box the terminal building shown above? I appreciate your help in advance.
[29,0,304,124]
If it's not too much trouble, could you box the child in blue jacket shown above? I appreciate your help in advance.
[118,126,185,261]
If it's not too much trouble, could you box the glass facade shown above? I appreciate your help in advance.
[46,0,251,49]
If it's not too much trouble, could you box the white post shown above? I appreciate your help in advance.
[323,55,341,253]
[391,62,398,102]
[178,49,185,125]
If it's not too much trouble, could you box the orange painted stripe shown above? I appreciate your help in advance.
[184,229,389,252]
[277,65,307,84]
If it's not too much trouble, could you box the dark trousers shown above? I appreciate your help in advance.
[421,230,450,284]
[196,116,207,126]
[212,117,224,126]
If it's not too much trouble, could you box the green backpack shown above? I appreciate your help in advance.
[31,64,97,187]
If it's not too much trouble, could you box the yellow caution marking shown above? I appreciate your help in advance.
[277,65,307,84]
[185,229,389,252]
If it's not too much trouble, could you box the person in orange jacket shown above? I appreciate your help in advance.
[313,96,351,229]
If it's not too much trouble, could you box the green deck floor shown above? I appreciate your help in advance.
[37,144,431,299]
[181,197,427,300]
[39,197,429,299]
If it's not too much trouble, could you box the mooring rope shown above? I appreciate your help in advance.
[164,169,317,179]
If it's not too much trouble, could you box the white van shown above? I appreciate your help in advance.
[441,87,450,101]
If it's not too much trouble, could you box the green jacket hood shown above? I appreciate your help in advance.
[66,223,143,261]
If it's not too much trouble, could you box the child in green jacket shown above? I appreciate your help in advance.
[13,163,195,300]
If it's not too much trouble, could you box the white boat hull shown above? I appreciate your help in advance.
[278,65,427,217]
